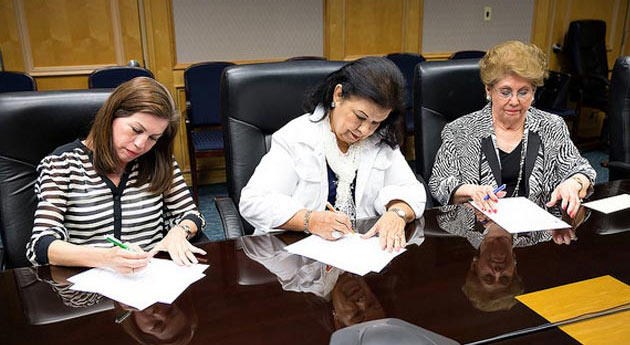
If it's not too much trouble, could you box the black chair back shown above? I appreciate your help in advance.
[0,71,37,93]
[608,56,630,180]
[221,60,346,233]
[450,50,486,60]
[535,71,572,111]
[0,90,111,269]
[567,20,608,80]
[184,62,235,127]
[413,58,486,184]
[386,53,426,109]
[565,20,609,111]
[88,66,154,88]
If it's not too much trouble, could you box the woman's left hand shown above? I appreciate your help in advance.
[361,211,406,252]
[149,227,207,266]
[546,178,582,218]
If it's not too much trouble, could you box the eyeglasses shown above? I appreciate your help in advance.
[493,87,535,100]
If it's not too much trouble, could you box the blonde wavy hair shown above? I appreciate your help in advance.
[479,40,549,87]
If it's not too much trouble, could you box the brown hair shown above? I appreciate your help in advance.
[86,77,179,194]
[479,40,549,87]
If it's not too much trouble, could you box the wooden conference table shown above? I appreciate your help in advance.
[1,180,629,345]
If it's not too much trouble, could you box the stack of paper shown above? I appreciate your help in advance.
[471,197,571,233]
[284,233,405,276]
[68,258,209,310]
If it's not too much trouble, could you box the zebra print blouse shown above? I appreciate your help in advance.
[26,140,204,265]
[428,104,596,213]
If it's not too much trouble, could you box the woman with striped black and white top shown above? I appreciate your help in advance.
[26,77,206,272]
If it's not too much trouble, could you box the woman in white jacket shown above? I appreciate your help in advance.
[239,57,426,252]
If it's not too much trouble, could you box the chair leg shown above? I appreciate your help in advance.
[190,151,199,206]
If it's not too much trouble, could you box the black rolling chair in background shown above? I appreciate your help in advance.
[534,71,578,137]
[563,20,610,141]
[605,56,630,180]
[183,61,235,204]
[386,53,426,135]
[0,90,112,269]
[449,50,486,60]
[0,71,37,93]
[88,66,154,88]
[217,60,347,238]
[413,59,486,205]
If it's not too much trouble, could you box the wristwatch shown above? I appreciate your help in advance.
[179,224,194,239]
[388,207,407,223]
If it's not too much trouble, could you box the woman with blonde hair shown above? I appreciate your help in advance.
[27,77,206,271]
[429,41,595,220]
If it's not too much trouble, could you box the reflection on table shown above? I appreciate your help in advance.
[1,180,629,345]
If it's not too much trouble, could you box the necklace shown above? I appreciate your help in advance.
[511,140,527,197]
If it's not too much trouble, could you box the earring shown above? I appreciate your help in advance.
[486,94,491,102]
[331,101,336,108]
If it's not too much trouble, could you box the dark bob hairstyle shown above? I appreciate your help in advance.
[303,56,406,148]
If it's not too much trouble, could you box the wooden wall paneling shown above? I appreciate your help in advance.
[0,0,25,71]
[531,0,555,54]
[2,0,143,90]
[324,0,424,60]
[119,0,144,66]
[343,0,405,59]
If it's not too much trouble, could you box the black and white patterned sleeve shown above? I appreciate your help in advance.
[429,123,464,205]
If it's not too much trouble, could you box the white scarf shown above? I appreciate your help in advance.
[322,115,366,221]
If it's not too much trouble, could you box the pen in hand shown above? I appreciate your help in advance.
[483,184,506,201]
[106,235,131,250]
[325,202,355,235]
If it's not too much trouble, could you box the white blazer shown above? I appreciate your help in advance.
[239,107,426,234]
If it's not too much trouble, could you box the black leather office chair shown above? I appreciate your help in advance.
[449,50,486,60]
[88,66,154,88]
[565,20,609,113]
[606,56,630,180]
[0,90,112,269]
[0,71,37,93]
[535,71,578,136]
[217,60,347,238]
[386,53,426,134]
[184,61,235,204]
[413,58,486,204]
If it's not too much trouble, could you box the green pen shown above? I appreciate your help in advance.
[105,235,130,250]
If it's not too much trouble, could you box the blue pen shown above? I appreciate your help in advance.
[483,184,506,200]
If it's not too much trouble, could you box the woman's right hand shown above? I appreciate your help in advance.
[103,242,150,274]
[462,184,507,213]
[307,210,354,240]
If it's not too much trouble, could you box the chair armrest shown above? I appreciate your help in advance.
[606,161,630,173]
[572,73,610,86]
[415,173,434,209]
[215,196,245,239]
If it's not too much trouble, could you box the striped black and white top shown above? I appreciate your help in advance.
[26,140,205,265]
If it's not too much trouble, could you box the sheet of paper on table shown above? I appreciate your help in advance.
[284,233,405,276]
[470,196,571,233]
[582,194,630,214]
[68,258,209,310]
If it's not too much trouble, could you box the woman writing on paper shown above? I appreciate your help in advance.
[239,57,426,252]
[429,41,596,217]
[26,77,206,272]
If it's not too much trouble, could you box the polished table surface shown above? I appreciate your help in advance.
[1,180,630,345]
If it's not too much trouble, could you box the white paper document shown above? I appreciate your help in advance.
[68,258,209,310]
[284,233,406,276]
[470,197,571,233]
[582,194,630,214]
